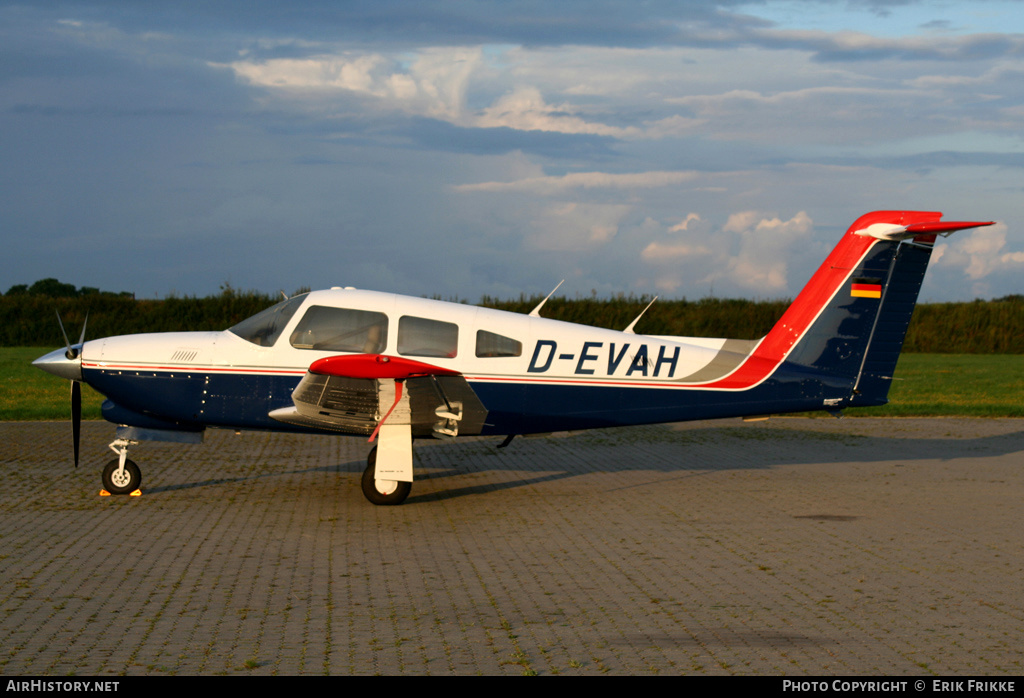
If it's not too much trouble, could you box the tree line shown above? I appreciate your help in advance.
[3,280,1023,353]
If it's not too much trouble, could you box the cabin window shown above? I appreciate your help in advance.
[289,306,388,353]
[397,316,458,358]
[229,294,307,347]
[475,330,522,358]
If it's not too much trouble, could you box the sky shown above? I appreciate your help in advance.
[3,0,1024,303]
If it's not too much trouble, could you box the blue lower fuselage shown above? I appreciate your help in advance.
[85,360,866,437]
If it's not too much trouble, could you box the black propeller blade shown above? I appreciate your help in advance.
[56,310,87,467]
[71,380,81,468]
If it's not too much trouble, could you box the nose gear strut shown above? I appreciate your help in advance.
[102,437,142,495]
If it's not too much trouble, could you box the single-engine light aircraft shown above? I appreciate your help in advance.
[34,210,993,504]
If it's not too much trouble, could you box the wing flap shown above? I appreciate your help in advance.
[269,354,488,437]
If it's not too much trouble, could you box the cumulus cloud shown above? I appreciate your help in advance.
[933,223,1024,280]
[668,213,702,232]
[454,170,700,193]
[638,212,713,291]
[640,240,711,262]
[218,20,1024,150]
[526,202,631,251]
[223,47,482,120]
[723,210,812,236]
[721,211,813,292]
[224,52,644,137]
[228,54,383,90]
[475,86,640,137]
[640,211,814,295]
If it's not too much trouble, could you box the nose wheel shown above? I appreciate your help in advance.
[102,437,142,495]
[102,458,142,495]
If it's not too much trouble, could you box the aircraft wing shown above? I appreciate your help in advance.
[269,354,488,438]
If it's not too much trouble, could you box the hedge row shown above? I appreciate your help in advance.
[481,296,1024,353]
[1,290,275,348]
[3,291,1023,353]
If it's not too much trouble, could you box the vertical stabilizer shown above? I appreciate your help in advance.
[847,239,934,406]
[688,211,993,398]
[750,211,992,405]
[720,211,991,405]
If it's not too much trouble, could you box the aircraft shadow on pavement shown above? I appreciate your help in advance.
[358,422,1024,504]
[55,421,1024,501]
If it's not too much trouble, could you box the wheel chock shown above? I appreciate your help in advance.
[100,489,110,496]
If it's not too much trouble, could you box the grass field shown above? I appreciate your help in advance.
[2,347,1022,420]
[853,354,1024,417]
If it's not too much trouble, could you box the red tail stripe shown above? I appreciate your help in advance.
[696,211,946,390]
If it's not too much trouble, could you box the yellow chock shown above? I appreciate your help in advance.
[130,489,142,497]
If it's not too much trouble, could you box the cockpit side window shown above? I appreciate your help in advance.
[398,316,458,358]
[290,306,388,353]
[475,330,522,358]
[228,294,307,347]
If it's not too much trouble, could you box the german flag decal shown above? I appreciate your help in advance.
[851,277,882,299]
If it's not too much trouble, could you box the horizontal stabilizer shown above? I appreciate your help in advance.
[904,220,995,235]
[856,219,994,241]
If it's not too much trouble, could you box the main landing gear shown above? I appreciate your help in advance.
[102,437,142,495]
[361,446,412,506]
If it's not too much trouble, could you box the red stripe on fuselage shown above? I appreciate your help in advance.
[82,362,307,376]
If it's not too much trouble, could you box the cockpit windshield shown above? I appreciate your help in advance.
[228,294,307,347]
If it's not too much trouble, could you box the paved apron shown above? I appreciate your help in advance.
[1,418,1021,675]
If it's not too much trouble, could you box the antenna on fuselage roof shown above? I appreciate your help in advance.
[623,296,658,334]
[528,280,564,318]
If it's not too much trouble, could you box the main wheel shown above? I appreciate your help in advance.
[102,458,142,495]
[361,446,412,506]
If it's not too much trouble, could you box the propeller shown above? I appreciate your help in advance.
[56,310,87,359]
[71,380,81,468]
[56,311,88,468]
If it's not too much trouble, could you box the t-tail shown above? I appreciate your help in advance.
[753,210,994,410]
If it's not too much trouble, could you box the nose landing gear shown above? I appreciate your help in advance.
[102,438,142,495]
